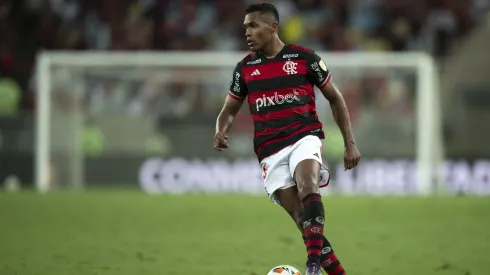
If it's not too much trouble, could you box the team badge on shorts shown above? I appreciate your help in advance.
[261,163,268,179]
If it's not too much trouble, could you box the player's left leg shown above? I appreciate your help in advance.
[275,186,347,275]
[287,138,325,273]
[288,135,345,275]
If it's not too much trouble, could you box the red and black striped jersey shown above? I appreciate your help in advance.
[227,44,331,162]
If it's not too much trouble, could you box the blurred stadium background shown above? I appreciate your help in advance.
[1,0,490,274]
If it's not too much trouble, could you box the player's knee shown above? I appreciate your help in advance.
[297,179,319,199]
[294,160,321,198]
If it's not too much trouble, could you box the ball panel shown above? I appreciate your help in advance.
[267,265,301,275]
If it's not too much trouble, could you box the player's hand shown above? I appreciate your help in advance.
[213,132,229,151]
[344,145,361,170]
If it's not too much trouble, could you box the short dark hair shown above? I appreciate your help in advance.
[245,3,280,23]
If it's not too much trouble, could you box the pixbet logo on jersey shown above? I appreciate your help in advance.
[255,90,300,111]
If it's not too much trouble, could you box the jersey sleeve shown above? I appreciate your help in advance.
[228,62,248,100]
[305,51,332,89]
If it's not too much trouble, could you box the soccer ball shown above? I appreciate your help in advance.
[267,265,301,275]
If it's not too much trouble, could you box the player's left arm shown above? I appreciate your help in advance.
[319,82,355,146]
[305,51,361,170]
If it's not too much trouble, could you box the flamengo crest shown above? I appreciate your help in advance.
[283,61,297,75]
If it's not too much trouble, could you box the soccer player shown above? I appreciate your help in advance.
[213,3,360,275]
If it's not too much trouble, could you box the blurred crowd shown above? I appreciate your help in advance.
[0,0,488,118]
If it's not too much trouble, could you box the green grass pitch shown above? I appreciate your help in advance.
[0,191,489,275]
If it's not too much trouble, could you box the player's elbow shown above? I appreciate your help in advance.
[331,94,346,107]
[324,90,343,106]
[320,82,343,104]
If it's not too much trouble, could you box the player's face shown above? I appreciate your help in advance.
[243,12,276,52]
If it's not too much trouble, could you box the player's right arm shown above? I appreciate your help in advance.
[214,62,248,151]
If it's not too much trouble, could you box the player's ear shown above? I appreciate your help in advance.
[271,21,279,33]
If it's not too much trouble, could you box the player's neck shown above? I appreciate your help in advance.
[261,38,285,59]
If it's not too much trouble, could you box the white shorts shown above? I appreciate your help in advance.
[260,135,331,204]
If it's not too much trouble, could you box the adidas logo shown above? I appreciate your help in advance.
[251,69,261,76]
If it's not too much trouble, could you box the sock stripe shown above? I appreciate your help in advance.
[305,239,324,247]
[332,263,344,275]
[322,238,332,247]
[324,260,340,272]
[318,236,347,275]
[325,254,338,264]
[308,248,322,256]
[307,245,323,252]
[304,226,324,237]
[302,194,322,206]
[302,193,321,200]
[302,197,322,205]
[304,234,325,240]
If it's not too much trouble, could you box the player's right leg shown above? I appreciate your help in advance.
[275,186,347,275]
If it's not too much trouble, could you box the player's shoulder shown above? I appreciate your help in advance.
[287,44,320,60]
[241,52,257,61]
[238,52,263,66]
[288,44,315,54]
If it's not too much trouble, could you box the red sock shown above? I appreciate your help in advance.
[301,230,346,274]
[301,193,325,266]
[320,237,346,275]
